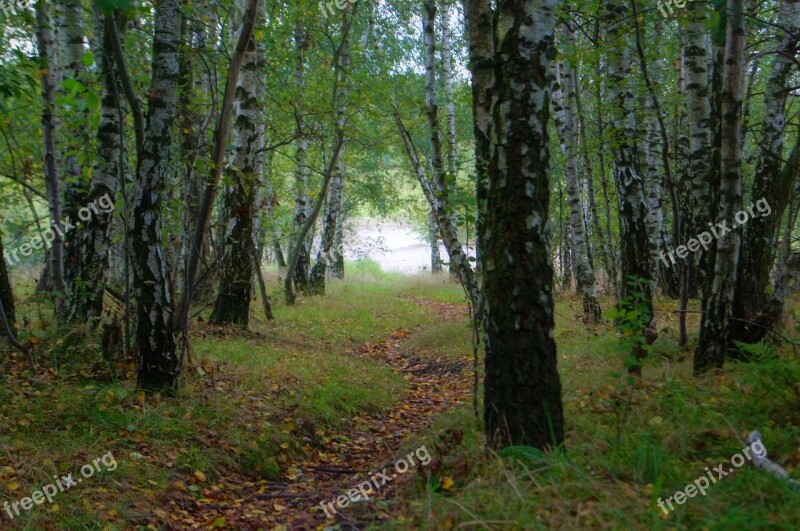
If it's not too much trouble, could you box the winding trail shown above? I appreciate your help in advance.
[167,296,472,529]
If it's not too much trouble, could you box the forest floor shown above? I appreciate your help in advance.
[1,260,800,529]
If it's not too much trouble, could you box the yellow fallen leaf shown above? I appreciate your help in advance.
[441,477,455,490]
[274,503,286,512]
[7,480,19,491]
[194,470,207,483]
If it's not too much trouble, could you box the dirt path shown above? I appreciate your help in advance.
[166,297,472,529]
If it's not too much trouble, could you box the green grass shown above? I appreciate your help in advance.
[404,320,472,361]
[0,262,469,529]
[391,294,800,530]
[2,266,798,529]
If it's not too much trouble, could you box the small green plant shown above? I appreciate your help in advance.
[606,276,654,440]
[608,275,653,375]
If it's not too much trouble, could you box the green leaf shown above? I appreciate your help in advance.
[62,77,82,95]
[82,51,95,68]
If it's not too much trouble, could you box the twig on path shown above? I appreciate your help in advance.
[309,465,366,475]
[252,492,311,501]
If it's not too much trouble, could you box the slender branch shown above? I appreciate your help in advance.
[105,12,144,159]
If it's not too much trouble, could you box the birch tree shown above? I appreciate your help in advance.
[695,0,745,373]
[461,0,492,273]
[394,0,479,308]
[683,0,712,288]
[732,0,800,344]
[67,12,124,324]
[310,8,353,295]
[478,0,565,450]
[36,0,66,315]
[61,0,90,289]
[132,0,183,392]
[209,0,266,327]
[552,59,602,322]
[291,19,312,296]
[606,0,656,373]
[440,0,458,278]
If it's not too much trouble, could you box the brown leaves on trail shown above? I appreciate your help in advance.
[167,300,473,529]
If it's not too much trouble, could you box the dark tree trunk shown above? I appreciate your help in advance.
[0,232,16,333]
[67,12,124,324]
[479,0,565,450]
[36,0,66,316]
[731,0,799,345]
[61,0,91,290]
[133,0,183,392]
[461,0,492,273]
